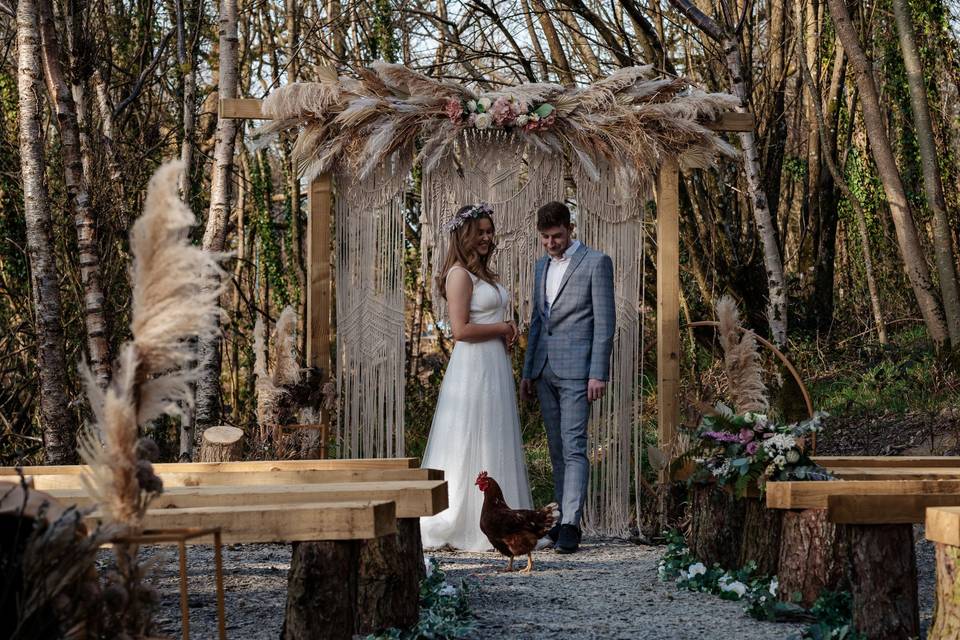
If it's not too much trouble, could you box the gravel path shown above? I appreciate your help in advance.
[132,537,855,639]
[430,538,803,640]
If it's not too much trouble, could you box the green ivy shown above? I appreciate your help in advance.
[657,529,864,638]
[250,151,291,309]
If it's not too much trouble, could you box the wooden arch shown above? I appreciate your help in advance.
[219,97,753,457]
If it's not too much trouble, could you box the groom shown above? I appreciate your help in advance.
[520,201,615,554]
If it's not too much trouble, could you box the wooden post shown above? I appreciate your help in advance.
[307,174,333,439]
[656,157,680,478]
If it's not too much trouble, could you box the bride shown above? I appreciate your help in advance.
[420,203,533,551]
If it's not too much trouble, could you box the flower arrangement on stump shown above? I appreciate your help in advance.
[686,296,832,497]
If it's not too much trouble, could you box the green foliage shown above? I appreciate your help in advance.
[658,530,863,638]
[250,151,291,309]
[365,559,474,640]
[808,326,960,416]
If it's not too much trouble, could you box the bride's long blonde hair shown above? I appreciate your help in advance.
[436,205,499,300]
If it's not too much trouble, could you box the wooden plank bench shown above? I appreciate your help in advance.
[52,480,448,519]
[24,467,443,490]
[4,459,449,639]
[0,457,421,476]
[766,477,959,639]
[85,500,398,544]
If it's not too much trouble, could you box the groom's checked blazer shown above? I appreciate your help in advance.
[522,243,616,382]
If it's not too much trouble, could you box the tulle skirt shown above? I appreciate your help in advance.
[420,338,533,551]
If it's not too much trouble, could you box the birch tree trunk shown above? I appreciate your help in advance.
[667,0,788,346]
[37,0,111,389]
[826,0,948,347]
[17,0,76,463]
[892,0,960,347]
[194,0,239,450]
[175,0,201,200]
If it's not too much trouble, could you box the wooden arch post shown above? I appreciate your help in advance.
[220,97,752,469]
[219,99,333,435]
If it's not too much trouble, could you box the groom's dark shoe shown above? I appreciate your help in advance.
[555,524,581,554]
[547,522,561,544]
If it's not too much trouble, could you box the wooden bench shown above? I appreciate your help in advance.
[4,458,448,639]
[766,470,960,639]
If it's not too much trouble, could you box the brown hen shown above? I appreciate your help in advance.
[476,471,559,573]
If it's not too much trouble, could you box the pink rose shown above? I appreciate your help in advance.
[739,428,754,444]
[490,97,515,126]
[538,112,557,130]
[445,99,464,122]
[746,441,759,455]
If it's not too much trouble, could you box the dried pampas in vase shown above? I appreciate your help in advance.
[715,295,769,414]
[254,305,305,455]
[75,160,227,635]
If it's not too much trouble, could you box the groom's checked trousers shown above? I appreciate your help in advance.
[536,360,590,527]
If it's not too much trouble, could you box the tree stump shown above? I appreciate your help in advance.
[355,519,422,633]
[777,509,850,607]
[199,426,244,462]
[930,542,960,639]
[847,524,919,640]
[688,484,746,570]
[282,540,359,640]
[738,497,782,577]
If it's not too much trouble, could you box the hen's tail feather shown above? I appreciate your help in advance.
[539,501,560,534]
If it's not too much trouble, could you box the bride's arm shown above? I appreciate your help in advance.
[447,269,513,343]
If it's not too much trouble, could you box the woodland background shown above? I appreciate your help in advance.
[2,0,960,499]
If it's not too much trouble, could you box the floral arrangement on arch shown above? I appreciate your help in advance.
[445,95,557,132]
[254,61,740,183]
[685,296,833,496]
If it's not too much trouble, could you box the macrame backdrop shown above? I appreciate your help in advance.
[334,148,411,458]
[422,133,650,536]
[572,161,650,536]
[421,130,565,322]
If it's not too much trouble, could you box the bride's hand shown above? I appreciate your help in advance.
[502,321,519,346]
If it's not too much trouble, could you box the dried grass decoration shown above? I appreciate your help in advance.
[74,160,228,634]
[253,62,740,182]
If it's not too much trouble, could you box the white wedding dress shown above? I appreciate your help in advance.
[420,266,533,551]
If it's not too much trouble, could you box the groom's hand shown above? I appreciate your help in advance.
[520,378,535,403]
[587,379,607,403]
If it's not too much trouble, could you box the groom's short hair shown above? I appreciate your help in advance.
[536,201,571,230]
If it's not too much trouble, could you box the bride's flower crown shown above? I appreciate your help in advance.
[442,203,494,233]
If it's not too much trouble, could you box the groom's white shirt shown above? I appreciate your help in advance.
[544,240,581,316]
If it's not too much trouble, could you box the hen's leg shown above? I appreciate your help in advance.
[520,553,534,574]
[498,556,515,572]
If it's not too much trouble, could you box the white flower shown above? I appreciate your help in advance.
[530,112,541,122]
[763,433,796,454]
[438,583,457,597]
[478,96,492,111]
[774,454,787,468]
[475,113,493,129]
[786,449,800,464]
[466,100,478,113]
[516,114,529,127]
[719,579,747,597]
[769,577,778,596]
[686,562,706,577]
[743,412,756,423]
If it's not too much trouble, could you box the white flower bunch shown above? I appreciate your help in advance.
[718,575,748,597]
[685,562,707,580]
[762,433,796,454]
[711,459,733,479]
